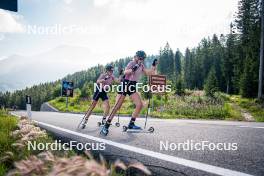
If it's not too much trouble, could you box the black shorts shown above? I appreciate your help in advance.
[93,88,108,101]
[117,79,137,96]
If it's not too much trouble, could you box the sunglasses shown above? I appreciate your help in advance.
[138,57,145,60]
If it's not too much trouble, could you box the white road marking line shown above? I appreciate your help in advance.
[10,112,20,117]
[239,126,264,129]
[10,112,253,176]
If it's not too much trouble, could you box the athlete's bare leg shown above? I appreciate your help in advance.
[107,94,126,122]
[130,92,143,119]
[84,100,98,120]
[102,100,110,118]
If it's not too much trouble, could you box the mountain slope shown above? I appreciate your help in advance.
[0,45,95,92]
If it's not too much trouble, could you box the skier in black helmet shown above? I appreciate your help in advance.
[80,64,122,129]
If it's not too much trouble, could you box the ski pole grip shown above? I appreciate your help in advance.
[152,59,158,66]
[132,64,139,72]
[119,68,124,76]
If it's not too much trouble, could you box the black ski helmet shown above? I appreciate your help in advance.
[135,50,146,59]
[105,64,114,72]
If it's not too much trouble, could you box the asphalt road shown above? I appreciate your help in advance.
[11,111,264,176]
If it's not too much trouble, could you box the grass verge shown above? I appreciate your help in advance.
[50,91,244,121]
[229,95,264,122]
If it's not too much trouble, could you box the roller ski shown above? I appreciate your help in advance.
[122,85,155,134]
[77,115,88,129]
[114,112,121,127]
[81,118,88,129]
[122,122,154,133]
[97,114,120,127]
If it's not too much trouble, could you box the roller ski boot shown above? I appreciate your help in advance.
[97,117,107,127]
[100,122,110,136]
[128,122,142,130]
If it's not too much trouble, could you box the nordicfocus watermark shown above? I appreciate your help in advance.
[25,24,104,35]
[160,140,238,151]
[94,83,172,93]
[28,140,105,151]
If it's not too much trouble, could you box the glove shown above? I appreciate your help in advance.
[152,59,158,66]
[118,68,124,76]
[104,75,110,80]
[132,64,140,72]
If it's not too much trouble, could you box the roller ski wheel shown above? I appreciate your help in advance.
[77,122,82,129]
[78,118,88,129]
[148,126,154,133]
[123,125,128,132]
[115,122,120,127]
[81,123,86,129]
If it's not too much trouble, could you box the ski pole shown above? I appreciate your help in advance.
[144,91,151,129]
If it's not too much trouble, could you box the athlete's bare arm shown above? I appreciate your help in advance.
[114,77,122,83]
[124,68,133,75]
[143,66,157,76]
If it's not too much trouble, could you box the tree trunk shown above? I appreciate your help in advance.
[226,80,230,94]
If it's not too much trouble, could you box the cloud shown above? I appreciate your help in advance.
[0,34,5,41]
[64,0,73,5]
[0,9,24,33]
[0,0,238,63]
[0,55,7,61]
[63,6,74,13]
[93,0,114,7]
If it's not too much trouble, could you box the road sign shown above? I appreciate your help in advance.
[0,0,17,12]
[149,75,167,94]
[26,95,32,104]
[25,95,32,119]
[61,81,74,97]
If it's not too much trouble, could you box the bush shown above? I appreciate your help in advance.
[204,68,219,97]
[80,82,93,98]
[151,93,230,119]
[52,84,61,98]
[175,77,185,95]
[0,111,18,175]
[58,97,65,102]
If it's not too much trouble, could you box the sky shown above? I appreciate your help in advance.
[0,0,239,67]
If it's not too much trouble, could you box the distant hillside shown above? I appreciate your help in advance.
[0,45,99,92]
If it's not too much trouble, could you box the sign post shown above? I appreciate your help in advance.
[25,95,32,119]
[61,81,74,111]
[149,75,167,94]
[144,75,167,129]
